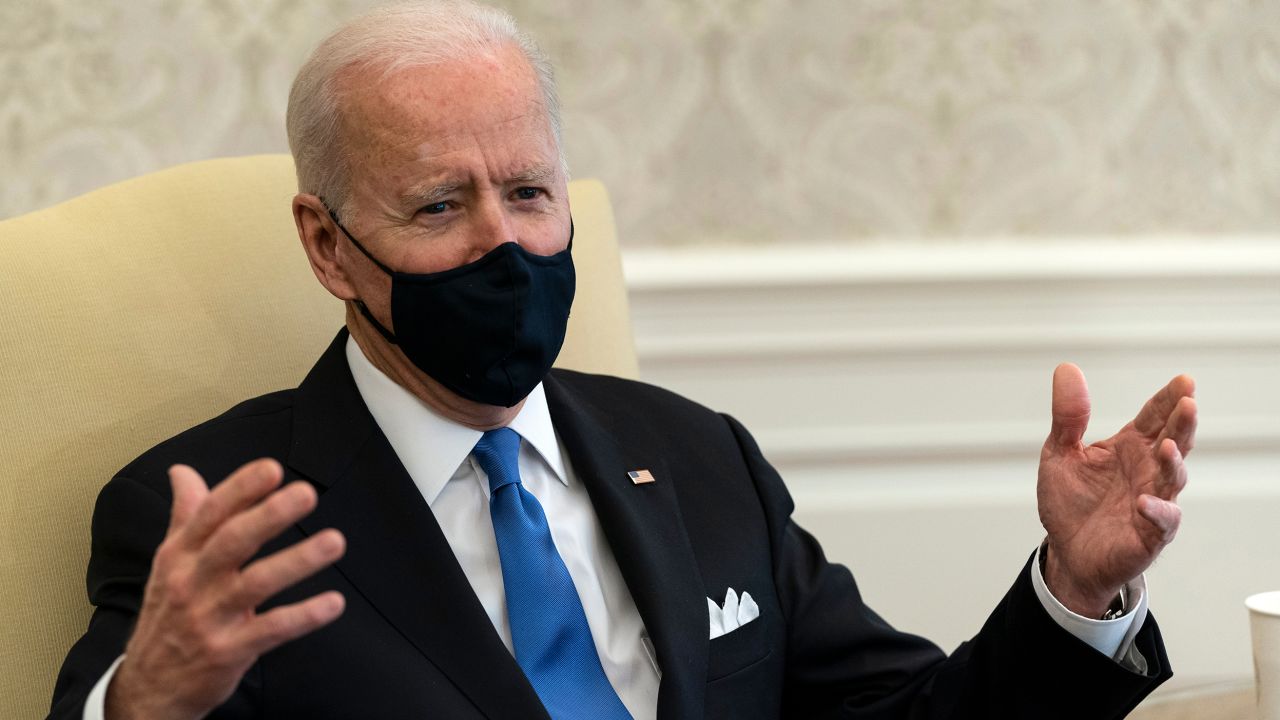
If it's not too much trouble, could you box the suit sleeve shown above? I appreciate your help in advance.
[46,475,259,720]
[720,414,1172,720]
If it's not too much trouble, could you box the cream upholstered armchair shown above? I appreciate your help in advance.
[0,155,637,719]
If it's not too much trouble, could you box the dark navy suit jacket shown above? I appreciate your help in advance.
[50,330,1171,719]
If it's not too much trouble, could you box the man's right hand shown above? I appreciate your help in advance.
[105,459,347,720]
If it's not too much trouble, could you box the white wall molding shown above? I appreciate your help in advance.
[623,239,1280,692]
[637,326,1280,362]
[755,418,1280,466]
[623,240,1280,288]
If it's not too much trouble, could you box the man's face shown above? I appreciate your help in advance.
[333,43,570,310]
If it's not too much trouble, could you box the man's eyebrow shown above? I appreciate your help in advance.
[397,166,557,207]
[399,182,462,207]
[507,166,557,185]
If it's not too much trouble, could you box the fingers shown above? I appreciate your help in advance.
[1156,438,1189,501]
[1133,374,1196,437]
[1137,494,1182,544]
[128,457,344,717]
[179,459,285,548]
[1049,363,1092,449]
[167,464,209,537]
[228,530,346,609]
[236,591,346,658]
[199,481,320,577]
[1157,395,1198,458]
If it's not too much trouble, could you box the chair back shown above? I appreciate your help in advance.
[0,155,636,718]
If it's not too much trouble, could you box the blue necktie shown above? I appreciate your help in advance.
[472,428,632,720]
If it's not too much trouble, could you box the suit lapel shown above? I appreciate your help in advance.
[545,371,709,720]
[288,331,548,720]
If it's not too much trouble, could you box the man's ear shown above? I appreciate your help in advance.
[293,193,358,301]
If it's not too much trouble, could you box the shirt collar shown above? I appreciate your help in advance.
[344,336,568,505]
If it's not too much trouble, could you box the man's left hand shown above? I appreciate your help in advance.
[1037,363,1197,618]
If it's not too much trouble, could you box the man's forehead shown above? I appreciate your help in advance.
[341,59,553,163]
[364,105,558,183]
[409,104,545,148]
[338,47,545,134]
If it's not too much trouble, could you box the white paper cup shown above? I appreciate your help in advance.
[1247,591,1280,718]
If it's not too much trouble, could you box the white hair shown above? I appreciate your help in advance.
[286,0,563,219]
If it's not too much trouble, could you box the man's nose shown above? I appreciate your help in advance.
[470,198,519,253]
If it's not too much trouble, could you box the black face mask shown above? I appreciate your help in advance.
[327,207,575,408]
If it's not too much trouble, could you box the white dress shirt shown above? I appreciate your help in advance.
[83,336,1146,718]
[343,338,660,719]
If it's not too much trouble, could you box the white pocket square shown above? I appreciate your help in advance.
[708,587,760,640]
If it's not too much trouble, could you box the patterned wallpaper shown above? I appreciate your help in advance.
[4,0,1280,245]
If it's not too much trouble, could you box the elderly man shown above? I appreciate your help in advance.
[49,2,1196,719]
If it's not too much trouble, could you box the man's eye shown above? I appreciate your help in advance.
[514,187,543,201]
[422,202,449,215]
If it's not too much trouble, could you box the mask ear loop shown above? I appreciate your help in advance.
[320,200,401,344]
[324,203,397,275]
[353,301,400,345]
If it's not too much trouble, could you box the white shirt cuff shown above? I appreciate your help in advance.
[1029,544,1148,662]
[83,654,125,720]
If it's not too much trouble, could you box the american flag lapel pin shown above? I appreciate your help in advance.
[628,469,656,485]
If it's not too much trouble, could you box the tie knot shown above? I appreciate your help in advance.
[473,427,522,494]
